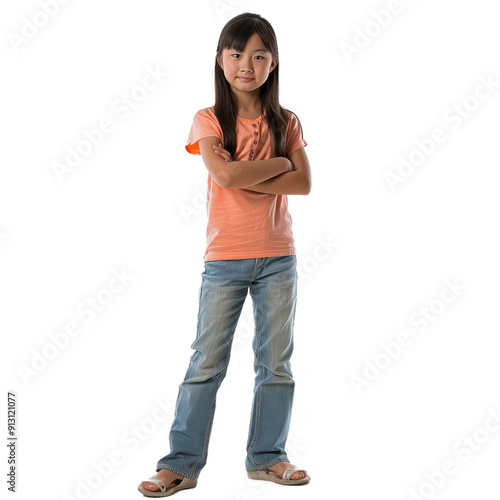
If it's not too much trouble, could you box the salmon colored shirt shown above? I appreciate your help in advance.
[186,106,307,262]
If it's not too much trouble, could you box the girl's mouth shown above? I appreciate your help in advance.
[238,77,254,82]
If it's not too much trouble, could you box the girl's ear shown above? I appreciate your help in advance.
[270,57,279,72]
[216,51,223,70]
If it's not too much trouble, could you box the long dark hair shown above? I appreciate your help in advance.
[214,12,302,159]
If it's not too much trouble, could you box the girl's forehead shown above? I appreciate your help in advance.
[223,41,269,53]
[222,32,269,53]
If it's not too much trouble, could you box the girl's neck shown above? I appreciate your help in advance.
[237,105,262,120]
[237,109,262,120]
[235,92,262,119]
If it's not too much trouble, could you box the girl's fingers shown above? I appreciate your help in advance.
[213,145,232,162]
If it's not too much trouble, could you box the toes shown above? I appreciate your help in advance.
[142,481,159,491]
[284,463,304,480]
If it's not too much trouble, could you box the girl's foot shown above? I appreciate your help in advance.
[268,461,307,480]
[140,469,184,492]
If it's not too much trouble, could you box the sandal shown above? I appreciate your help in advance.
[247,466,311,485]
[137,476,197,497]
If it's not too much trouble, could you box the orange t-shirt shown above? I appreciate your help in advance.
[186,106,307,262]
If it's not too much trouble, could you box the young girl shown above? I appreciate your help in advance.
[138,12,311,497]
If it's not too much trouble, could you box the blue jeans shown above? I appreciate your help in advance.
[156,255,297,480]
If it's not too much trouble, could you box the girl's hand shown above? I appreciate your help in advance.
[213,143,233,162]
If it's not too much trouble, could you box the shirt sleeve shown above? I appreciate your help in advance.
[285,111,308,157]
[185,109,223,155]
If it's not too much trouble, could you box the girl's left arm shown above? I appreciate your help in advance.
[244,147,311,195]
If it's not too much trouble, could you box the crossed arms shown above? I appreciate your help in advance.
[198,136,311,195]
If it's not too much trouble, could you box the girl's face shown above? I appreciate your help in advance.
[217,32,278,96]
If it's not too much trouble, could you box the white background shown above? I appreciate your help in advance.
[2,0,500,499]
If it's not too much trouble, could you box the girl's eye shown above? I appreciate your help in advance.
[230,54,264,60]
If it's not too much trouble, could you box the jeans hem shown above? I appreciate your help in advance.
[245,454,290,472]
[156,464,198,481]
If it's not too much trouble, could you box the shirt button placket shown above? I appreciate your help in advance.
[249,122,259,161]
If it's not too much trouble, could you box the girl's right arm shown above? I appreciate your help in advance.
[199,136,293,189]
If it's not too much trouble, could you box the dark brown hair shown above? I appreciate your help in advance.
[214,12,303,159]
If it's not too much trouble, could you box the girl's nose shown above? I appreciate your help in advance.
[239,59,253,72]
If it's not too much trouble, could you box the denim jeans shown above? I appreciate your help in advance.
[156,255,297,480]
